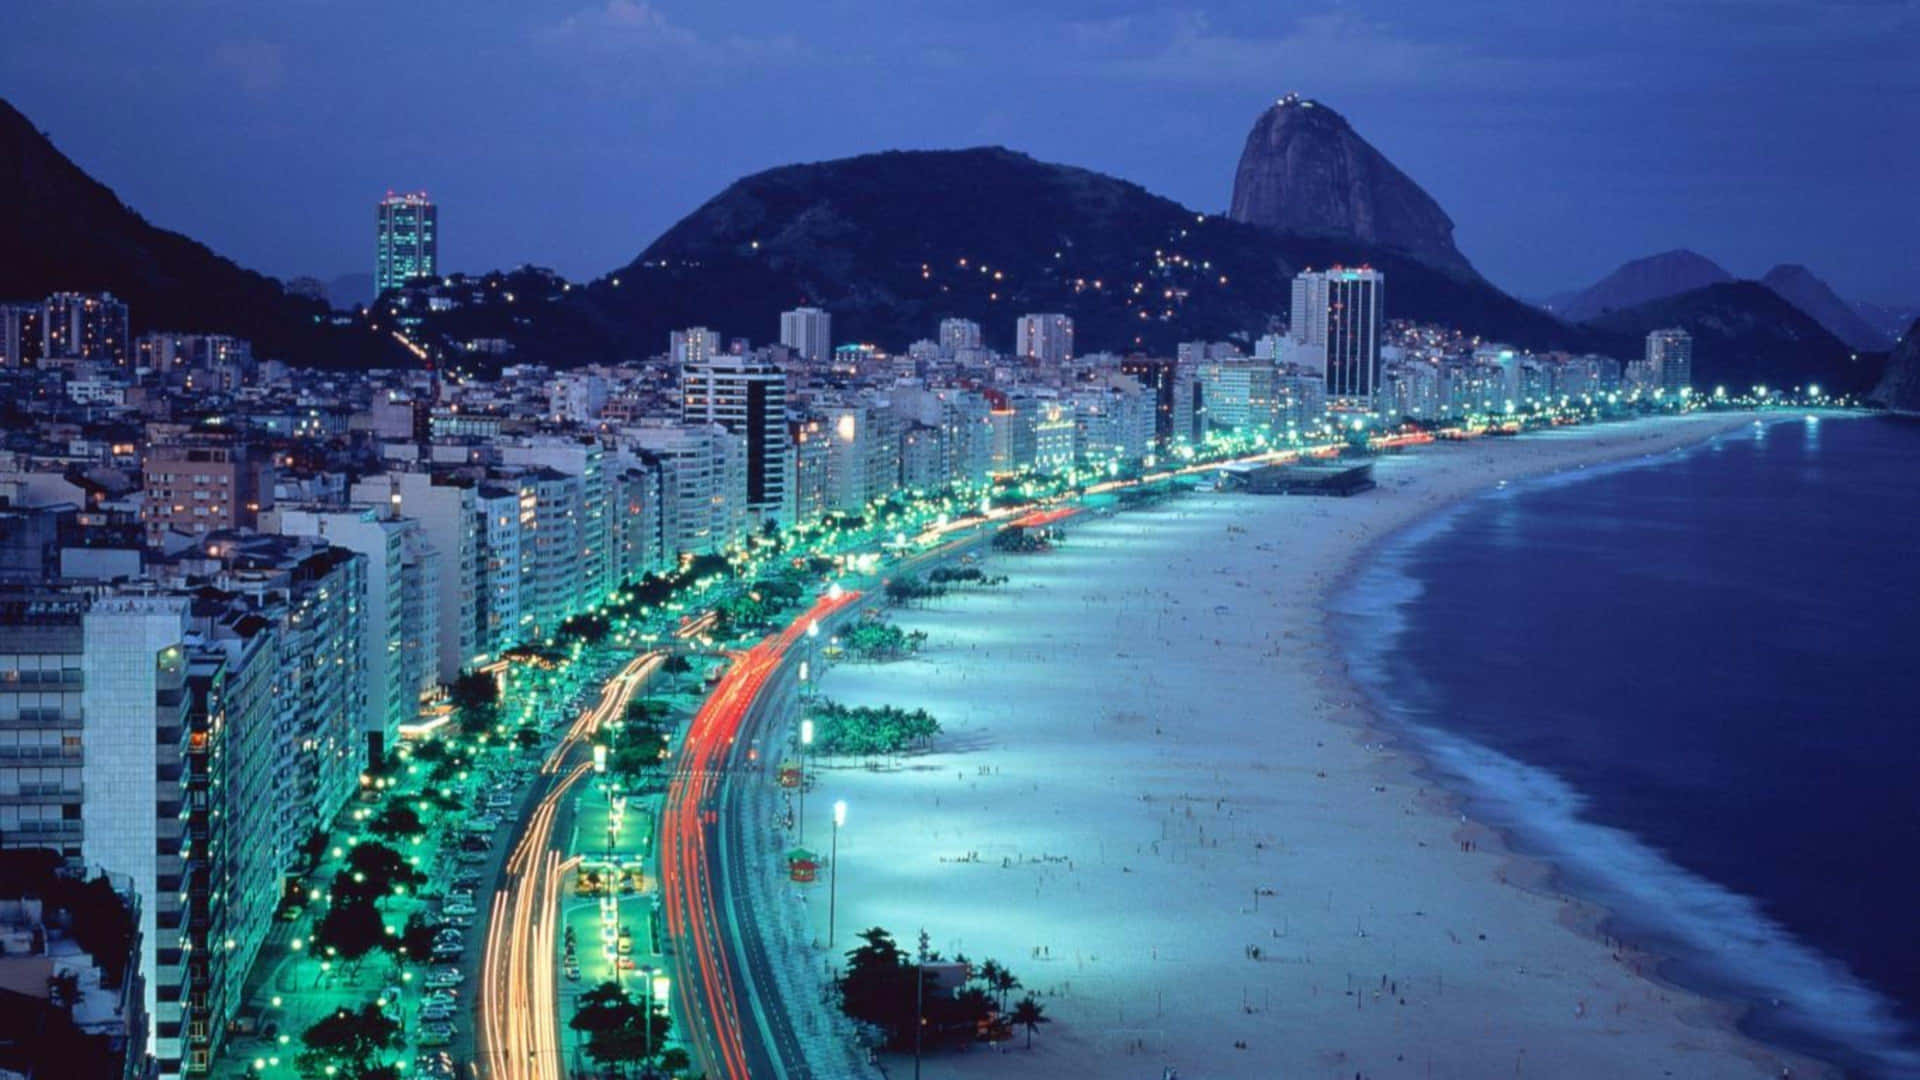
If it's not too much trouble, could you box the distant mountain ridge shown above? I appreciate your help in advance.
[0,93,1890,395]
[1553,250,1733,323]
[1228,95,1475,279]
[1587,281,1878,393]
[1758,265,1889,351]
[0,97,382,367]
[1555,249,1900,355]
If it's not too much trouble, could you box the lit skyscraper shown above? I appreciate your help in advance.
[1646,328,1692,393]
[779,306,832,362]
[1015,313,1074,365]
[1290,268,1382,406]
[375,191,437,295]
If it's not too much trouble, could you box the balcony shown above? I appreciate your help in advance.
[0,784,80,804]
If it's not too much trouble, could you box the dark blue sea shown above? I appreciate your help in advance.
[1333,415,1920,1079]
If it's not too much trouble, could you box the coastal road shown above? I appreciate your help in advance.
[663,527,1010,1080]
[662,591,862,1080]
[477,651,660,1080]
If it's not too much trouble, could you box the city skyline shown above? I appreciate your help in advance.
[2,6,1916,1080]
[4,2,1916,302]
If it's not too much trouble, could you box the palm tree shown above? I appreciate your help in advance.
[992,967,1022,1012]
[975,958,1005,1004]
[1011,995,1049,1050]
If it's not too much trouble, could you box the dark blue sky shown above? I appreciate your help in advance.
[7,1,1915,302]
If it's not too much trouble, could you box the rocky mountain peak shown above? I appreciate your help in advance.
[1228,95,1474,279]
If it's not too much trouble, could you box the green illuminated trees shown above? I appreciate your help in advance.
[841,622,926,661]
[884,574,946,607]
[806,701,939,756]
[367,803,424,840]
[297,1003,399,1078]
[570,980,671,1073]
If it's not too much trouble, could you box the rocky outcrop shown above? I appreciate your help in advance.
[1227,95,1474,278]
[1556,250,1732,323]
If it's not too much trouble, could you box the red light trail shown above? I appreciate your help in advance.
[661,588,861,1079]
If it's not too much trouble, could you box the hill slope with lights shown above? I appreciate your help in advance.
[577,146,1585,356]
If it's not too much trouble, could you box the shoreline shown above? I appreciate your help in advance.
[800,411,1842,1079]
[1313,413,1855,1079]
[1325,409,1914,1080]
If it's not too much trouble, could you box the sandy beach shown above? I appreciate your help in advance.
[785,412,1835,1079]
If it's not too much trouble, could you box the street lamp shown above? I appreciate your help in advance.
[829,800,847,949]
[799,719,814,845]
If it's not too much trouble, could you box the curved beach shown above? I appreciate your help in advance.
[798,412,1834,1079]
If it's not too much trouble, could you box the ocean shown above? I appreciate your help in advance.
[1333,414,1920,1078]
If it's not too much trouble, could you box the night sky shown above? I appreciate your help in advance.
[7,1,1915,302]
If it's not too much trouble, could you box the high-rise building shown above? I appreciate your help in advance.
[473,482,530,657]
[779,307,832,362]
[265,507,437,763]
[624,422,746,554]
[670,327,721,367]
[1647,328,1692,394]
[938,318,983,356]
[1,302,45,368]
[1119,356,1178,446]
[682,353,791,524]
[350,472,482,682]
[140,440,276,545]
[1015,314,1074,366]
[43,292,130,367]
[499,437,613,611]
[374,192,437,295]
[1290,268,1382,406]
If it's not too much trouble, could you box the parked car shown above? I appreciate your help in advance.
[418,1023,453,1048]
[425,970,463,989]
[442,902,477,917]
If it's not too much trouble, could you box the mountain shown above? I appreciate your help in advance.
[568,146,1581,362]
[0,98,386,367]
[1587,281,1883,394]
[1853,301,1920,345]
[1555,250,1733,323]
[1868,318,1920,413]
[1759,265,1889,351]
[1227,95,1475,279]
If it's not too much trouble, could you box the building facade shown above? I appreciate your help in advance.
[778,307,832,362]
[1290,268,1382,407]
[681,353,791,524]
[375,192,437,296]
